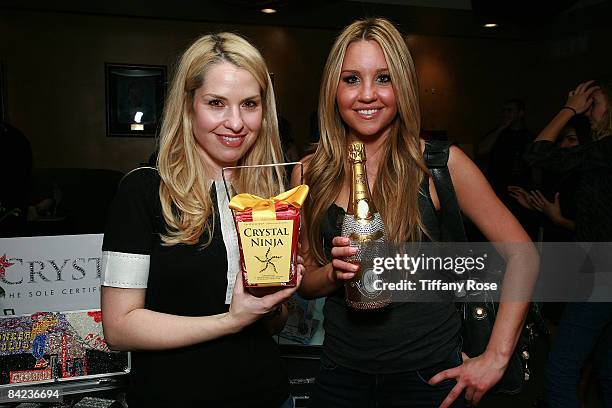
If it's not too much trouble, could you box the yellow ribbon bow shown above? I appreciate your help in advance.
[229,184,309,221]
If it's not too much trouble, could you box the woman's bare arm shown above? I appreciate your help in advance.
[430,146,539,407]
[102,271,301,351]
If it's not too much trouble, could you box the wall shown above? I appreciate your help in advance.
[1,10,335,172]
[3,9,606,173]
[519,26,612,133]
[408,34,531,154]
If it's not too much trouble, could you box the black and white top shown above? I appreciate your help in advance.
[101,167,289,408]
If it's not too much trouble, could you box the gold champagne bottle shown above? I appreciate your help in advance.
[341,141,390,310]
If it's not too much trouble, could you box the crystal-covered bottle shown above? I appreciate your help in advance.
[341,141,390,310]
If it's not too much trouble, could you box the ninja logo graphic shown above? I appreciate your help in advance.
[0,254,14,298]
[255,248,282,274]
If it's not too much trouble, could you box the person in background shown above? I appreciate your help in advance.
[101,33,302,408]
[479,99,533,189]
[510,117,592,386]
[524,79,612,408]
[278,114,300,163]
[508,115,591,242]
[479,99,538,239]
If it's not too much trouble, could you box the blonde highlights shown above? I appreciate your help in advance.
[305,18,429,265]
[593,78,612,140]
[157,33,284,246]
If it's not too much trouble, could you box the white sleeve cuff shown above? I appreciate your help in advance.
[215,180,241,305]
[101,251,149,288]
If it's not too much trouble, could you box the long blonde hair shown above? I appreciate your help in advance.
[593,78,612,140]
[157,32,284,246]
[305,18,428,265]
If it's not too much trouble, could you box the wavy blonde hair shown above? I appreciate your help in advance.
[593,78,612,140]
[157,33,284,246]
[304,18,429,264]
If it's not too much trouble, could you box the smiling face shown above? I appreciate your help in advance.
[192,61,262,175]
[336,40,397,141]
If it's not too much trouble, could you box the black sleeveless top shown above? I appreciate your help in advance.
[320,179,461,374]
[102,168,289,407]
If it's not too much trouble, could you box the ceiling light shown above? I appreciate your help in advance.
[483,23,498,28]
[261,8,277,14]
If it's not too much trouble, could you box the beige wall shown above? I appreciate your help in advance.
[1,10,335,172]
[3,10,607,173]
[409,34,531,155]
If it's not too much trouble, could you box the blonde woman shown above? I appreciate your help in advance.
[293,18,536,407]
[101,33,301,408]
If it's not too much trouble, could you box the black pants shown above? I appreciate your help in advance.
[309,346,465,408]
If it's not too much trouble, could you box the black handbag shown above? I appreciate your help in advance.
[422,140,534,395]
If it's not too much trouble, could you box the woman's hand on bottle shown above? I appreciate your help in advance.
[225,262,304,332]
[565,80,600,114]
[429,350,508,407]
[329,236,359,284]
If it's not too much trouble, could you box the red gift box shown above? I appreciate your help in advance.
[234,203,300,288]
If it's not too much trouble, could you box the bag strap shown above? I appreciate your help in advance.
[423,140,467,243]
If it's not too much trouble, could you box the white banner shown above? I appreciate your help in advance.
[0,234,104,316]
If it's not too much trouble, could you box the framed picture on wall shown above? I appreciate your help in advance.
[105,63,167,137]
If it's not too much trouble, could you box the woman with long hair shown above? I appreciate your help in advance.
[293,18,537,407]
[525,79,612,408]
[101,33,301,408]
